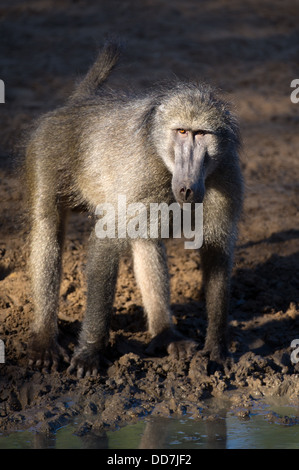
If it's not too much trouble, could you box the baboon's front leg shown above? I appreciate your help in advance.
[68,234,120,377]
[200,244,233,362]
[132,239,197,359]
[28,209,69,370]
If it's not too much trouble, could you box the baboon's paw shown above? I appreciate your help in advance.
[67,347,111,379]
[146,328,198,359]
[200,343,227,362]
[28,335,69,372]
[197,344,231,374]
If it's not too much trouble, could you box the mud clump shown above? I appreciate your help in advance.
[1,346,299,435]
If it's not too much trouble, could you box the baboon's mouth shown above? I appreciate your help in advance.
[175,198,204,210]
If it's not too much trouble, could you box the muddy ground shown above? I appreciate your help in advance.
[0,0,299,443]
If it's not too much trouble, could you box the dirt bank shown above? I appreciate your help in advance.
[0,0,298,438]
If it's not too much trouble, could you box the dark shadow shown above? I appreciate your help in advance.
[231,251,299,317]
[112,333,148,360]
[0,153,15,171]
[111,305,146,333]
[238,229,299,249]
[0,264,13,281]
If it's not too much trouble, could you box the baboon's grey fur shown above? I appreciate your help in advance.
[26,42,243,377]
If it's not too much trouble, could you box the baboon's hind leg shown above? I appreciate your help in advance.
[132,239,197,359]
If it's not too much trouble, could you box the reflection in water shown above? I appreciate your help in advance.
[1,401,299,449]
[138,413,227,449]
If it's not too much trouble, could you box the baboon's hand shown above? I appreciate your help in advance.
[146,328,198,360]
[67,345,111,379]
[28,334,70,372]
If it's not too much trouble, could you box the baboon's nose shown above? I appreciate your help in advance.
[180,186,193,201]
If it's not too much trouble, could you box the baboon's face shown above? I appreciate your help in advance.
[171,127,214,206]
[155,91,230,207]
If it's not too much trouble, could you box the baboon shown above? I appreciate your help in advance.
[26,42,243,377]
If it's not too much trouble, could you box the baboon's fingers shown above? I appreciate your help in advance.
[57,345,70,364]
[67,361,99,379]
[66,363,75,376]
[77,366,85,379]
[67,349,108,378]
[28,340,69,372]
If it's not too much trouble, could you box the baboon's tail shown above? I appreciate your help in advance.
[69,41,121,103]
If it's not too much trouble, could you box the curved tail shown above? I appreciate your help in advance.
[69,41,122,103]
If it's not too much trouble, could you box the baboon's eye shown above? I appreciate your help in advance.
[178,129,187,135]
[195,130,207,136]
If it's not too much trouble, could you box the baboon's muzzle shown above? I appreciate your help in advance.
[172,141,206,206]
[173,180,205,205]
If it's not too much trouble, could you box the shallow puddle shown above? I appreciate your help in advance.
[1,399,299,449]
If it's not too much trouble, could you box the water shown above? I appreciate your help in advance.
[1,401,299,449]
